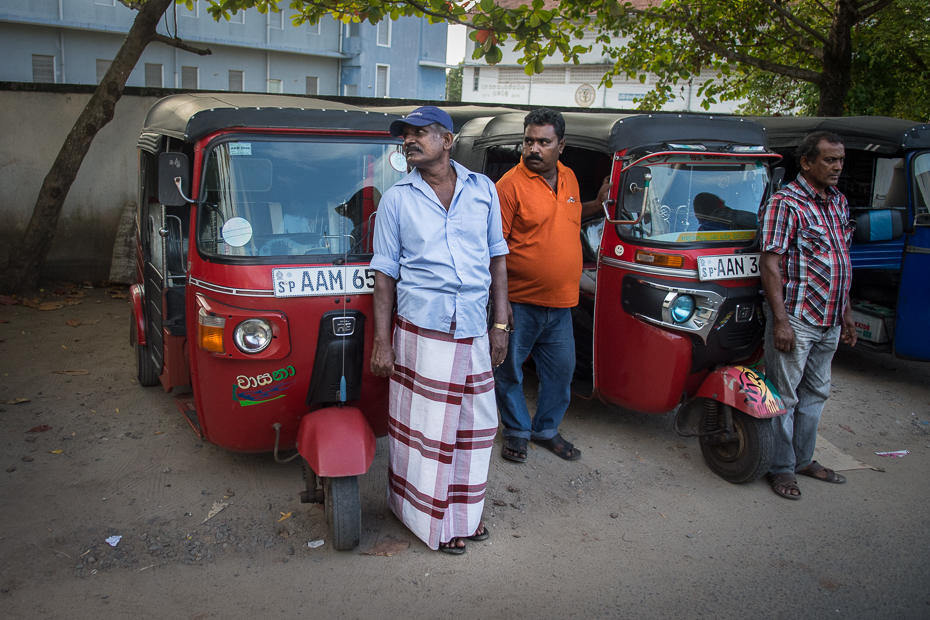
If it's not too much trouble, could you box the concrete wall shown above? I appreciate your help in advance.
[0,86,161,284]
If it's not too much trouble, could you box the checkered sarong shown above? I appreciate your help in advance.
[387,317,497,550]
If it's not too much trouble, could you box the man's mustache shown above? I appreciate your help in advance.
[524,153,543,161]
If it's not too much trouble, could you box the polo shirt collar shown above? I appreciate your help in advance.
[517,159,566,182]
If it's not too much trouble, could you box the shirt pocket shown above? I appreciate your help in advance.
[798,224,830,256]
[460,206,490,251]
[843,220,857,246]
[565,200,582,226]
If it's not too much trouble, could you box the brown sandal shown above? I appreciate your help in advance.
[797,461,846,484]
[767,472,801,500]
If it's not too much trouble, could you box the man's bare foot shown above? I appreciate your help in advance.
[439,538,466,554]
[467,522,489,541]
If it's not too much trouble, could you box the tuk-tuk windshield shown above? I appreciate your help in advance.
[620,157,769,243]
[198,138,407,258]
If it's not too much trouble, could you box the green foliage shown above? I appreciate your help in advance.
[201,0,908,116]
[446,63,463,102]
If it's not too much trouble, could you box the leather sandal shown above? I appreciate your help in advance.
[797,461,846,484]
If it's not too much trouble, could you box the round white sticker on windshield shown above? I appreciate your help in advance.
[389,151,407,172]
[222,217,253,247]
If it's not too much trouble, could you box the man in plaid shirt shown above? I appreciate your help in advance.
[759,130,858,500]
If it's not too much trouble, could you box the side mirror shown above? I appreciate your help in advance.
[158,152,191,206]
[623,166,650,216]
[769,167,786,196]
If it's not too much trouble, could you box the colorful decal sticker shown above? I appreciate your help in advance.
[714,311,733,330]
[222,217,253,247]
[233,365,297,406]
[676,230,756,243]
[724,365,785,418]
[389,151,407,172]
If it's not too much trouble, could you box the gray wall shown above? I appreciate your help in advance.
[0,86,160,283]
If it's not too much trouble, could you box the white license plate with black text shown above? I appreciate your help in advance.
[697,254,760,281]
[272,266,376,298]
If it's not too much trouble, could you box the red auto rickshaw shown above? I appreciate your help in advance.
[130,93,408,549]
[453,112,788,483]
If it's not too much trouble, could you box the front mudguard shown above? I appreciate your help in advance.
[694,365,786,419]
[296,406,376,477]
[129,284,146,346]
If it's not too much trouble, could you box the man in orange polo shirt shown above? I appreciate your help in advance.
[495,108,608,463]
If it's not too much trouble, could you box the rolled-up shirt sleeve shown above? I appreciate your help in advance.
[759,194,796,255]
[371,189,401,279]
[486,181,509,258]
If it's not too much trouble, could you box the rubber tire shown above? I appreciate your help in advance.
[324,476,361,550]
[134,331,160,387]
[699,403,774,484]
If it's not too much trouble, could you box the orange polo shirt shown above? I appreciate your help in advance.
[496,160,582,308]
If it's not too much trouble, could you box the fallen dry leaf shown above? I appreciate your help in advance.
[839,424,855,434]
[277,512,292,523]
[0,319,9,323]
[27,425,52,433]
[82,319,99,325]
[6,397,30,405]
[39,302,65,311]
[21,456,34,462]
[53,370,89,376]
[47,449,64,454]
[110,293,128,300]
[0,295,19,306]
[362,539,410,557]
[66,319,82,327]
[201,501,229,524]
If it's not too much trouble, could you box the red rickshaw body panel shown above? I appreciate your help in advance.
[185,262,389,453]
[695,365,787,419]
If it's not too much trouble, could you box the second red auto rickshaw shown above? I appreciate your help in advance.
[453,112,787,483]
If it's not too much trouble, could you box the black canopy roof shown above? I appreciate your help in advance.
[750,116,930,155]
[470,112,770,153]
[138,93,401,151]
[365,104,519,134]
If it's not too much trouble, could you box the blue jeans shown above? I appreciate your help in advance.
[494,303,575,441]
[763,303,841,475]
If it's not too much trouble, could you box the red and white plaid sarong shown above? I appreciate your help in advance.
[387,317,498,550]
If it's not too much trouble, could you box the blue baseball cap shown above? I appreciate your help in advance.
[389,106,454,137]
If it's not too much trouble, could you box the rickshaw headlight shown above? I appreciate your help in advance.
[234,319,273,353]
[669,295,695,324]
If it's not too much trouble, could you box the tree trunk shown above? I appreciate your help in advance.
[816,0,856,116]
[0,0,174,294]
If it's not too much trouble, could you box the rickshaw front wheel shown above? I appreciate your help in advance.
[134,339,160,387]
[324,476,361,550]
[699,402,774,484]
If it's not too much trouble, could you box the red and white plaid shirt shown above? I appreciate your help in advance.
[759,175,855,327]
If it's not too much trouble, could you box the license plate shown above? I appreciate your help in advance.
[272,266,376,298]
[697,254,760,281]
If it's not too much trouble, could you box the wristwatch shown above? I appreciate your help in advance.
[492,323,511,332]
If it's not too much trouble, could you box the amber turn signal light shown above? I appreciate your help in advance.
[198,310,226,354]
[635,250,685,268]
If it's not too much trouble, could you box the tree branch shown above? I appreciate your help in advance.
[857,0,896,20]
[758,0,829,45]
[683,21,822,84]
[151,33,212,56]
[117,0,144,10]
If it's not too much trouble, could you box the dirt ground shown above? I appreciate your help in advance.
[1,285,929,619]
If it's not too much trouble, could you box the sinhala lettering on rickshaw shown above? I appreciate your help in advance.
[722,366,786,418]
[233,366,297,406]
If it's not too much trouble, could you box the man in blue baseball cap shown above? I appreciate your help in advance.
[371,106,511,554]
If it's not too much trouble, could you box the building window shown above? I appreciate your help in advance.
[344,84,358,96]
[96,59,112,84]
[32,55,55,83]
[346,22,359,37]
[144,63,163,88]
[270,10,284,29]
[94,0,115,5]
[229,70,244,92]
[305,76,319,96]
[375,65,389,97]
[267,79,282,93]
[306,21,320,35]
[181,66,199,89]
[497,67,531,84]
[376,21,391,47]
[530,67,566,85]
[473,67,480,91]
[229,10,244,24]
[182,0,199,18]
